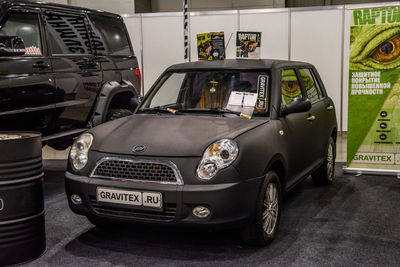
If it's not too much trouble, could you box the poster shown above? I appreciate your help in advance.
[347,6,400,170]
[197,32,225,61]
[236,31,261,59]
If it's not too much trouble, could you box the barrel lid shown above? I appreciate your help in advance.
[0,132,41,142]
[0,134,22,140]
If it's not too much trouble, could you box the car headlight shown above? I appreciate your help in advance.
[197,139,239,180]
[69,133,93,170]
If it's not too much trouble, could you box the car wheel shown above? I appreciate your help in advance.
[106,108,133,121]
[240,171,282,246]
[312,136,335,186]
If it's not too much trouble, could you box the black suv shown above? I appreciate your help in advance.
[0,0,141,149]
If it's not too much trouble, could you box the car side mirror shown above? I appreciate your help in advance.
[0,36,25,56]
[281,97,311,116]
[130,95,143,110]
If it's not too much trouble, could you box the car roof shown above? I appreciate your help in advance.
[0,0,120,18]
[166,59,313,71]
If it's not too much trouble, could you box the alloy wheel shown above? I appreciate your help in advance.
[327,141,334,181]
[262,182,279,235]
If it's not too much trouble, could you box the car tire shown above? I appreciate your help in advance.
[106,108,133,121]
[240,171,282,246]
[312,136,335,186]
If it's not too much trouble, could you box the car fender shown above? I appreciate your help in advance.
[90,80,138,127]
[233,120,288,181]
[263,154,288,189]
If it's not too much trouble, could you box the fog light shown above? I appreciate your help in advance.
[192,206,210,218]
[71,194,82,204]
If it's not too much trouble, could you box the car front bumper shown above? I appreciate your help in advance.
[65,171,264,227]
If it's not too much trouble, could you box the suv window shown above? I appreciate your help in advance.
[299,68,324,103]
[45,13,93,55]
[0,12,42,56]
[88,14,132,56]
[281,69,302,105]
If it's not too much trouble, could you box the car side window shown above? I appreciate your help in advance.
[0,12,42,56]
[281,69,302,105]
[88,14,132,56]
[44,13,93,55]
[299,68,324,103]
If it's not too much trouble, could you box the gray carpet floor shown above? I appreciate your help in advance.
[24,160,400,267]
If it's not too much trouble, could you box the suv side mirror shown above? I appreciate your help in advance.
[281,97,311,116]
[130,95,143,110]
[0,36,25,56]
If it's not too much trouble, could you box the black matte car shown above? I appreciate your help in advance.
[65,59,337,246]
[0,0,141,149]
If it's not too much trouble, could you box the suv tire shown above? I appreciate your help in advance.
[240,171,282,246]
[106,108,133,121]
[312,136,335,186]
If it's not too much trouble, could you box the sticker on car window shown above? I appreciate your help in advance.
[256,75,268,110]
[24,46,42,55]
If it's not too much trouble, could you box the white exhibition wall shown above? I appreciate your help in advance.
[124,2,400,132]
[190,11,239,61]
[239,9,289,60]
[141,14,185,92]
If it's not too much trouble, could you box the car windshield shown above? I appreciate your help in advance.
[139,70,270,117]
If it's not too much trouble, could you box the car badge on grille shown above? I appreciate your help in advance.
[132,145,146,153]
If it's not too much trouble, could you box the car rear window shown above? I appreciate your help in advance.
[88,14,132,56]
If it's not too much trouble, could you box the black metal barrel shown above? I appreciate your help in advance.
[0,132,45,266]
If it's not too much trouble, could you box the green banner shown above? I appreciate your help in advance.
[348,6,400,169]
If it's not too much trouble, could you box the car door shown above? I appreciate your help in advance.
[43,10,102,130]
[279,68,314,186]
[298,67,334,167]
[0,7,55,130]
[86,13,140,92]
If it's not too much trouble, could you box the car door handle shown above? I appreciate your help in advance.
[33,62,50,69]
[327,105,334,111]
[83,57,99,66]
[307,115,316,121]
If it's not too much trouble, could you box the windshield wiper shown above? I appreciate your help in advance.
[139,107,180,115]
[179,108,242,116]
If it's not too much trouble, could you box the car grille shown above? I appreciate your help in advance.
[89,197,177,222]
[91,158,182,185]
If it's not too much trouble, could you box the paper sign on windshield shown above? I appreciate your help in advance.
[227,91,257,107]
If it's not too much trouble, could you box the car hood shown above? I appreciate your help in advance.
[90,114,268,157]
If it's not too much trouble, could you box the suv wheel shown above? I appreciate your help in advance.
[240,171,282,246]
[312,136,335,185]
[106,108,133,121]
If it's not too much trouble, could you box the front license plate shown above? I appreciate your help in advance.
[96,187,162,209]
